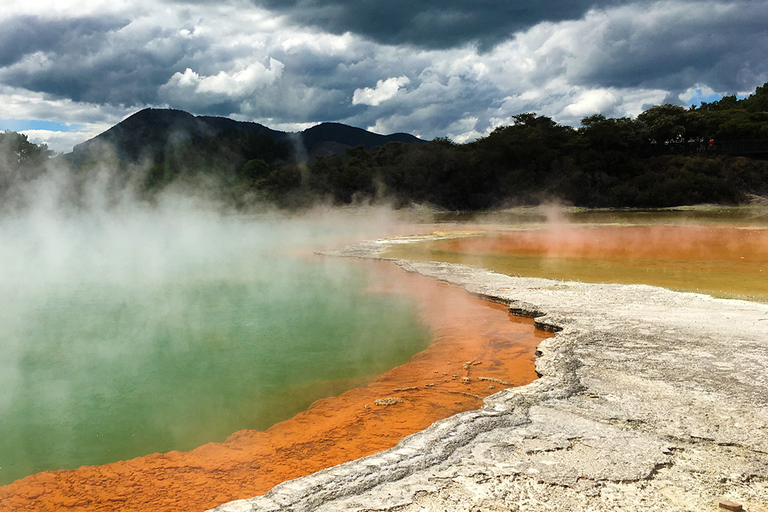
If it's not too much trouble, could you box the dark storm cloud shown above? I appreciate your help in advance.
[251,0,634,49]
[565,3,768,95]
[0,15,204,106]
[5,0,768,153]
[0,15,129,67]
[347,75,503,137]
[11,54,178,105]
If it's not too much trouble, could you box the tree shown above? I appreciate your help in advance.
[637,105,689,141]
[579,115,646,149]
[0,131,53,190]
[240,159,271,181]
[0,130,52,168]
[741,82,768,113]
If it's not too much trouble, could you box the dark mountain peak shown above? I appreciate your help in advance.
[71,108,217,164]
[92,109,206,142]
[195,115,275,136]
[303,122,367,135]
[302,122,421,149]
[122,108,196,125]
[67,109,423,166]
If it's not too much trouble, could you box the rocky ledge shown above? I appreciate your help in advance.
[212,242,768,512]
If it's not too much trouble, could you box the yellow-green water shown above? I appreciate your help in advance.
[386,209,768,302]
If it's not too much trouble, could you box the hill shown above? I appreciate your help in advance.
[299,122,422,159]
[6,82,767,210]
[67,109,423,165]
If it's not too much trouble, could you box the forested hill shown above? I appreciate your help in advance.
[3,82,768,210]
[67,109,423,166]
[68,109,279,165]
[253,82,768,209]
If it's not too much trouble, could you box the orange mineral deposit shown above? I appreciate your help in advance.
[0,260,550,512]
[387,225,768,301]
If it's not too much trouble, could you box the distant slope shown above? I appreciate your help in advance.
[300,122,423,159]
[68,109,282,165]
[67,109,423,165]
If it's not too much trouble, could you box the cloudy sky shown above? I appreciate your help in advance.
[1,0,767,153]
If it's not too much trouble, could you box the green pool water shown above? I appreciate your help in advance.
[0,208,431,485]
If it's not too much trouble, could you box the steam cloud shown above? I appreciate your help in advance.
[0,153,430,484]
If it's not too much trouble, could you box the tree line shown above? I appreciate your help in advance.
[2,82,768,210]
[254,82,768,209]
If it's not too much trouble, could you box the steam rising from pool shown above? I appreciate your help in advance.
[0,181,431,485]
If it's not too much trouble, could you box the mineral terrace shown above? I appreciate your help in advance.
[212,238,768,512]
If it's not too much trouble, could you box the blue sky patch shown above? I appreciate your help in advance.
[0,119,82,133]
[686,90,722,107]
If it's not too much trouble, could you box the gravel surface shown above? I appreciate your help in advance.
[211,240,768,512]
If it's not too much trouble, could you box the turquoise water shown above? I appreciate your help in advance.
[0,207,431,485]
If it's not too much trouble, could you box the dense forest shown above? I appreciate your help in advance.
[2,82,768,211]
[252,82,768,209]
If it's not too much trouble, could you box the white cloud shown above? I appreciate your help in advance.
[679,84,721,105]
[563,89,620,117]
[352,76,411,106]
[3,0,767,152]
[160,59,284,102]
[445,116,481,144]
[23,128,106,154]
[280,31,357,56]
[2,0,126,19]
[0,85,129,152]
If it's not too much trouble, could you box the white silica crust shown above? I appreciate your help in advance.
[211,241,768,512]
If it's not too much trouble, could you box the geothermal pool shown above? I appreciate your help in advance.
[0,205,550,512]
[0,207,435,486]
[3,204,766,511]
[387,210,768,302]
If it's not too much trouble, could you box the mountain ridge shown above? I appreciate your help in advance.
[68,108,423,165]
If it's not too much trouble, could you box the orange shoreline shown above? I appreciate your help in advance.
[0,260,551,512]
